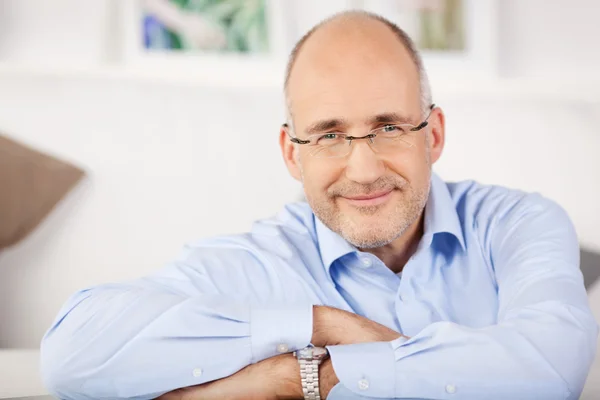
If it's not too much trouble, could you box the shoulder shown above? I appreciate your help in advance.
[445,179,576,261]
[445,179,569,230]
[148,202,320,300]
[176,201,318,266]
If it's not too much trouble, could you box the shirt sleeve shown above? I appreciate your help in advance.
[326,195,598,400]
[40,246,315,400]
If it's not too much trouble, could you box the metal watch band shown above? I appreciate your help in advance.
[299,358,321,400]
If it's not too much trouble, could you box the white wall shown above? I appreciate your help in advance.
[0,0,599,349]
[0,74,299,347]
[0,0,114,66]
[499,0,600,79]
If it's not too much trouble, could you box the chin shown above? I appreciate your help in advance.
[343,202,395,220]
[339,217,398,246]
[342,229,398,249]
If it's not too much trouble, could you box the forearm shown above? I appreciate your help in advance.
[158,353,339,400]
[161,305,391,400]
[41,286,313,400]
[311,305,346,347]
[311,305,404,347]
[326,303,596,400]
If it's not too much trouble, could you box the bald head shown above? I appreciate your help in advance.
[284,11,431,121]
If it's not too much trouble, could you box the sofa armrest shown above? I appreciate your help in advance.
[0,349,46,398]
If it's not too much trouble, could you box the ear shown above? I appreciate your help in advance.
[279,124,302,181]
[427,107,445,164]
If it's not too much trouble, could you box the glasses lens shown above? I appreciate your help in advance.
[373,128,415,151]
[307,128,417,158]
[311,141,350,158]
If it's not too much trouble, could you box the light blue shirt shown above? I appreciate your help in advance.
[41,174,597,399]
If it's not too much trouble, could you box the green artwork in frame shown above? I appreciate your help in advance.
[361,0,465,52]
[142,0,269,53]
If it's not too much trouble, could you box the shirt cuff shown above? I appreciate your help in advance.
[326,341,396,398]
[328,382,380,399]
[250,304,313,363]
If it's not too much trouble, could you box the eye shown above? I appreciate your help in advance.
[382,125,399,133]
[316,133,343,144]
[379,125,408,136]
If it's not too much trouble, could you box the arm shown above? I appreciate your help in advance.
[157,305,403,400]
[155,354,338,400]
[40,247,317,400]
[323,195,598,400]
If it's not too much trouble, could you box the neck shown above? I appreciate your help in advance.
[361,212,424,274]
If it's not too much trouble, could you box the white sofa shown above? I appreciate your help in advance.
[0,349,45,398]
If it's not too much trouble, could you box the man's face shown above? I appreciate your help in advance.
[282,21,444,248]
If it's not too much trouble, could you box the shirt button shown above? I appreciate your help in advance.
[358,379,369,390]
[192,368,203,377]
[360,257,372,268]
[445,384,457,394]
[276,343,289,353]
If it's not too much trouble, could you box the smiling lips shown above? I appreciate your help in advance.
[342,190,393,207]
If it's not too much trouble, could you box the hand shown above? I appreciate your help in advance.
[156,355,286,400]
[312,306,406,347]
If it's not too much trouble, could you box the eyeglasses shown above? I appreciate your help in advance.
[284,104,435,158]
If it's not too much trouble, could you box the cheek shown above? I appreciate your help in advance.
[301,159,343,195]
[383,144,430,179]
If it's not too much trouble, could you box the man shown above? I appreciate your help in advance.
[41,11,597,400]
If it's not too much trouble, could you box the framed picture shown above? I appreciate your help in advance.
[117,0,293,86]
[283,0,498,84]
[357,0,499,83]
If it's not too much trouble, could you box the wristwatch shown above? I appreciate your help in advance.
[294,346,329,400]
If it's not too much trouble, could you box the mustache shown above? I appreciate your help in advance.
[328,176,407,197]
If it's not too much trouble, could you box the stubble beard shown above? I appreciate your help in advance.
[308,176,430,249]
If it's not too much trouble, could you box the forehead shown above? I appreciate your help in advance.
[287,21,422,127]
[291,66,420,126]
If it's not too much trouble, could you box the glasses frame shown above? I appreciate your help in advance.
[284,104,436,158]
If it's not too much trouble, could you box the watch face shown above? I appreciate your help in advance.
[297,346,329,360]
[296,347,314,359]
[312,347,329,360]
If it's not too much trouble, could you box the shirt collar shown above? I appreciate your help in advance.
[314,173,465,274]
[423,173,466,251]
[315,215,356,276]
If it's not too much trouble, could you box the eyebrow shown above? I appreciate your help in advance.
[304,112,415,135]
[304,118,349,135]
[368,112,414,125]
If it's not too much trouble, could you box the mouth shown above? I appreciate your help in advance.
[341,190,393,207]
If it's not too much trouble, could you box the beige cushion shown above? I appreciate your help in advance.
[0,134,84,250]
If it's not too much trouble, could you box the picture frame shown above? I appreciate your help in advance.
[285,0,499,85]
[115,0,293,87]
[113,0,498,87]
[356,0,499,83]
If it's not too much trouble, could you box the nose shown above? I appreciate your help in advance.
[344,139,385,185]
